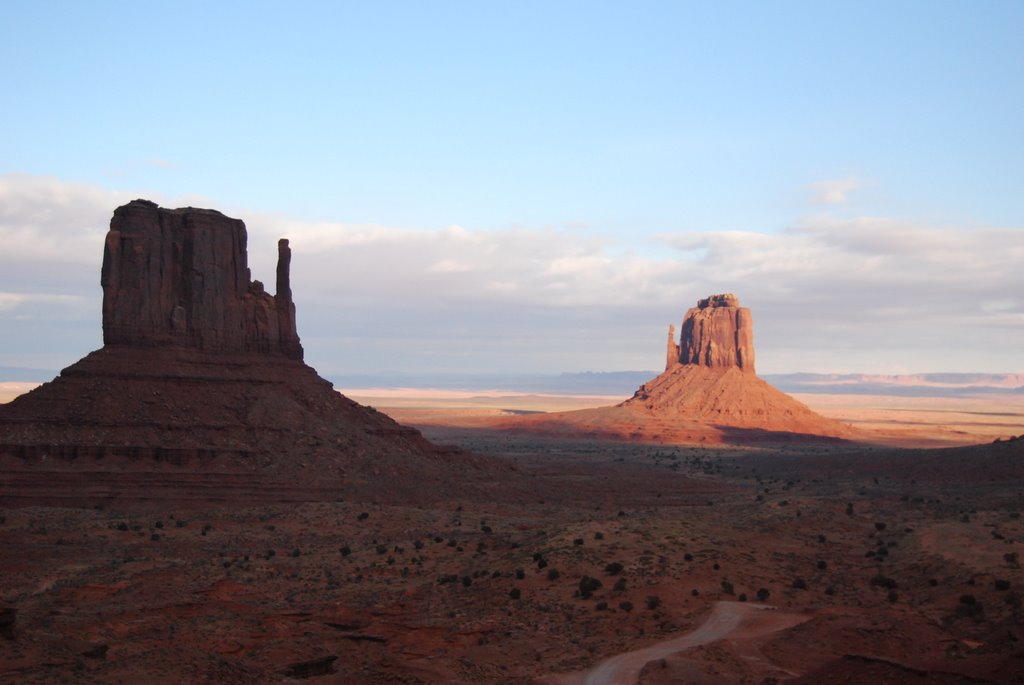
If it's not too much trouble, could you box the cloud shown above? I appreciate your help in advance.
[1,173,1021,375]
[809,177,863,205]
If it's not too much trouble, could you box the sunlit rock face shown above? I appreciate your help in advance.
[667,293,754,373]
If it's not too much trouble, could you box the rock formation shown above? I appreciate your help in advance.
[624,293,851,438]
[497,293,855,444]
[670,293,754,372]
[0,200,501,506]
[101,200,302,359]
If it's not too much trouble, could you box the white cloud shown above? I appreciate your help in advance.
[1,174,1021,375]
[809,177,863,205]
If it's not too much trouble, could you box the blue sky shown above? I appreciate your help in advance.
[1,2,1022,378]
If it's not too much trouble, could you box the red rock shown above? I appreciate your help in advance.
[675,292,755,373]
[101,199,302,359]
[0,200,503,506]
[495,293,853,443]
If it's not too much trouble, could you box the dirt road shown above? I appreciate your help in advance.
[548,601,807,685]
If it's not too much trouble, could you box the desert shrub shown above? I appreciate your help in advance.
[846,503,854,516]
[537,558,548,569]
[887,590,898,603]
[594,532,604,540]
[691,589,699,596]
[1004,552,1020,568]
[817,560,828,570]
[825,585,836,596]
[738,593,748,602]
[578,576,603,599]
[613,577,627,592]
[357,512,369,521]
[117,522,129,531]
[619,600,634,612]
[266,549,276,559]
[375,544,387,555]
[515,568,525,580]
[791,577,807,590]
[176,519,187,528]
[645,595,662,610]
[684,553,693,562]
[150,533,160,541]
[604,562,624,575]
[928,578,938,586]
[509,588,521,600]
[595,602,608,611]
[573,538,584,546]
[340,546,351,556]
[870,575,897,590]
[290,548,301,557]
[874,522,886,532]
[414,540,424,550]
[154,521,164,529]
[721,580,735,595]
[957,595,984,619]
[756,588,770,601]
[461,576,472,587]
[481,525,492,534]
[995,579,1011,591]
[547,569,560,581]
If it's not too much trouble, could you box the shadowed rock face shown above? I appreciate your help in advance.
[668,292,754,373]
[101,199,302,360]
[0,200,505,506]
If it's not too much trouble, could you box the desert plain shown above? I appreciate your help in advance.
[2,386,1022,684]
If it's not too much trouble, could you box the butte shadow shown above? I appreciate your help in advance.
[0,200,507,507]
[492,294,858,446]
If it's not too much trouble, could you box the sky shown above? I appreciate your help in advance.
[1,1,1022,379]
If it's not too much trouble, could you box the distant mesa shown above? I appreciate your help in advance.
[621,293,852,438]
[496,293,854,444]
[0,200,498,506]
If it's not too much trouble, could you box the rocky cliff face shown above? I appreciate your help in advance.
[0,200,502,506]
[101,200,302,359]
[615,293,854,440]
[667,292,755,373]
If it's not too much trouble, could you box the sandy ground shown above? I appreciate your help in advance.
[6,382,1022,446]
[2,383,1024,682]
[2,432,1023,683]
[342,388,1024,447]
[0,383,39,405]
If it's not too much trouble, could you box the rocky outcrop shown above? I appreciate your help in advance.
[1,200,504,506]
[619,293,851,439]
[101,200,302,359]
[673,292,754,373]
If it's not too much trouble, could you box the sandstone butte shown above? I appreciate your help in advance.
[497,294,855,444]
[0,200,503,507]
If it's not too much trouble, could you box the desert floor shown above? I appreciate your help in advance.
[1,389,1023,683]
